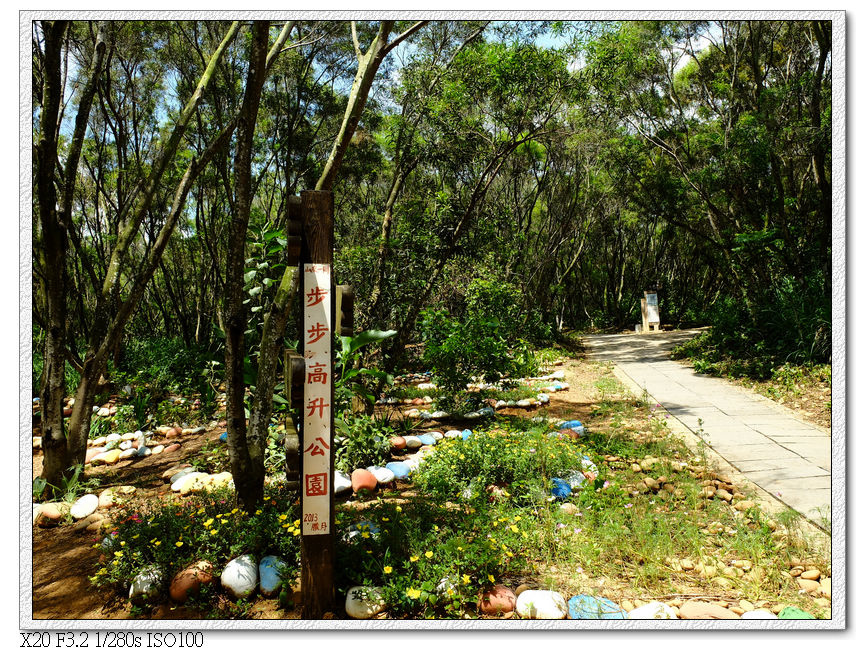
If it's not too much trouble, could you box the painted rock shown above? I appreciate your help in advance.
[478,585,517,615]
[430,411,449,419]
[417,434,436,446]
[628,601,678,619]
[568,595,627,619]
[151,445,165,455]
[551,478,571,499]
[777,606,815,619]
[386,461,411,479]
[429,431,444,441]
[345,586,386,619]
[678,601,740,619]
[171,472,209,493]
[351,469,378,493]
[85,447,106,463]
[404,436,422,449]
[206,472,233,491]
[94,449,122,465]
[445,430,463,439]
[515,590,567,619]
[219,431,228,443]
[221,554,258,599]
[35,501,69,526]
[129,566,163,602]
[461,429,472,441]
[334,471,352,495]
[367,466,396,485]
[163,465,192,481]
[389,436,406,451]
[119,448,138,459]
[164,443,181,453]
[169,561,213,603]
[259,556,287,598]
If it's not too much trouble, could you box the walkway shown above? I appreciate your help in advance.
[582,330,832,530]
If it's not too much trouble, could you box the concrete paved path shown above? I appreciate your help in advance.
[583,330,831,530]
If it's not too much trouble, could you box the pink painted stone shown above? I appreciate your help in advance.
[679,601,740,619]
[390,436,406,451]
[36,502,67,526]
[85,447,106,463]
[169,561,213,603]
[478,585,517,615]
[164,443,181,453]
[351,469,378,493]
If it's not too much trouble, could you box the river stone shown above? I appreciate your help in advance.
[334,471,352,495]
[386,461,411,479]
[97,407,111,417]
[516,590,567,619]
[351,469,378,493]
[564,469,587,490]
[72,512,104,532]
[98,488,121,509]
[258,555,287,598]
[741,609,777,619]
[36,501,69,526]
[777,606,815,619]
[390,436,406,451]
[138,446,152,457]
[679,601,740,619]
[797,578,820,593]
[119,448,138,460]
[164,443,181,453]
[445,430,463,439]
[94,449,122,465]
[162,465,192,481]
[568,595,627,619]
[404,436,422,449]
[129,566,163,602]
[800,569,821,581]
[478,585,517,615]
[169,561,213,603]
[92,436,107,447]
[105,433,121,443]
[430,411,450,419]
[628,601,678,619]
[516,399,532,408]
[221,554,258,599]
[345,586,386,619]
[151,445,165,455]
[206,472,233,491]
[429,431,444,441]
[559,502,579,515]
[461,429,472,440]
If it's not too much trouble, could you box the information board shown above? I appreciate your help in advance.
[646,292,659,324]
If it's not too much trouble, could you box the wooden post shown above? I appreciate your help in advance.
[640,298,649,334]
[299,190,335,619]
[283,349,305,492]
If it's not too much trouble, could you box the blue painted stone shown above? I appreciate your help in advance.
[259,555,287,597]
[418,434,436,446]
[551,478,572,499]
[461,429,472,441]
[219,431,228,442]
[561,420,583,430]
[386,461,411,479]
[567,595,627,619]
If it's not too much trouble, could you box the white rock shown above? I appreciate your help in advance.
[345,586,386,619]
[92,436,107,447]
[151,445,165,455]
[129,566,163,601]
[334,470,352,495]
[515,590,568,619]
[538,394,550,404]
[628,601,678,619]
[105,433,122,443]
[495,400,508,409]
[119,448,138,459]
[172,472,210,493]
[367,466,396,484]
[70,494,99,520]
[121,432,136,441]
[550,370,565,380]
[221,554,258,599]
[429,431,444,441]
[404,436,423,449]
[430,411,450,419]
[33,437,42,449]
[516,399,532,408]
[119,440,133,451]
[138,446,152,457]
[97,407,111,417]
[741,609,777,619]
[445,430,463,439]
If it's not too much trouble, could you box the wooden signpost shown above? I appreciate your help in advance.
[298,190,336,618]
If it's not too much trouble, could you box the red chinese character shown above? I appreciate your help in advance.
[307,362,328,385]
[306,397,329,418]
[306,286,329,307]
[305,472,328,497]
[312,522,320,531]
[306,322,329,345]
[303,437,331,457]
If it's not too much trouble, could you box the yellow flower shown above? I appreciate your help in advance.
[361,532,370,539]
[210,529,218,536]
[395,506,402,513]
[510,525,519,533]
[382,517,390,522]
[255,510,262,515]
[231,508,238,514]
[461,574,470,585]
[384,566,393,574]
[119,541,126,546]
[112,560,119,566]
[114,551,123,557]
[279,514,288,521]
[153,540,161,547]
[407,587,422,599]
[410,555,419,563]
[203,518,214,528]
[175,541,184,548]
[425,551,433,558]
[294,519,300,526]
[132,534,139,540]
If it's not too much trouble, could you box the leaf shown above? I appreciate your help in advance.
[272,393,288,405]
[346,329,397,356]
[244,270,257,283]
[248,286,262,297]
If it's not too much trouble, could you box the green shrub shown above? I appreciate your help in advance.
[334,414,393,475]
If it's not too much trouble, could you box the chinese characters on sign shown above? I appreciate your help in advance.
[302,264,332,535]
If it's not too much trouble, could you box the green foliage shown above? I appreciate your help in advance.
[89,488,301,600]
[115,337,215,396]
[335,329,397,414]
[334,415,393,476]
[414,422,598,507]
[419,308,531,394]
